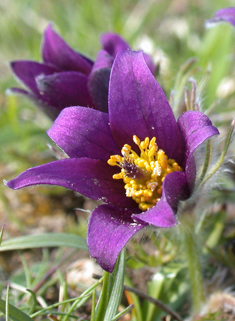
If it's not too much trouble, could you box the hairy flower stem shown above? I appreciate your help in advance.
[182,219,205,314]
[200,118,235,186]
[199,139,212,182]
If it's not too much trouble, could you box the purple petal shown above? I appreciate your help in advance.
[36,71,94,110]
[101,33,130,57]
[132,171,189,227]
[6,158,136,208]
[89,67,110,112]
[91,50,114,72]
[143,52,156,75]
[109,50,184,164]
[10,60,57,95]
[101,33,155,75]
[42,24,93,74]
[177,111,219,190]
[48,107,120,160]
[7,87,31,97]
[207,7,235,27]
[88,50,113,112]
[87,204,145,272]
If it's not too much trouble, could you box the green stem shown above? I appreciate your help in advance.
[182,222,205,314]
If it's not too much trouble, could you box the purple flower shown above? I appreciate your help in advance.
[6,51,219,272]
[9,24,155,119]
[207,7,235,27]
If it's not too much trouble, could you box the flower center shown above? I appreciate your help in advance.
[107,135,182,211]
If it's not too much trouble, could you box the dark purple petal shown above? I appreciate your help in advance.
[88,68,110,112]
[6,158,136,208]
[10,60,57,96]
[132,171,189,227]
[177,111,219,190]
[87,204,146,272]
[109,50,184,164]
[48,107,120,160]
[42,24,93,74]
[101,33,130,57]
[88,50,113,112]
[207,7,235,27]
[36,71,94,110]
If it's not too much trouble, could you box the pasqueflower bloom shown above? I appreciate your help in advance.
[9,25,155,119]
[207,7,235,27]
[6,51,219,272]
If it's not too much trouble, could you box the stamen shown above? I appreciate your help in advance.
[108,135,182,211]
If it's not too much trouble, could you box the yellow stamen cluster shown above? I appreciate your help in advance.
[107,135,182,211]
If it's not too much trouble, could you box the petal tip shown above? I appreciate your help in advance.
[3,178,18,190]
[207,7,235,27]
[132,211,178,228]
[43,22,57,39]
[10,60,18,72]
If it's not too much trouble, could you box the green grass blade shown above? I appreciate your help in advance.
[0,299,34,321]
[95,271,111,321]
[0,226,4,245]
[0,233,88,251]
[104,249,125,320]
[31,277,103,318]
[110,304,134,321]
[5,285,9,321]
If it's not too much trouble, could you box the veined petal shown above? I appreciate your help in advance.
[207,7,235,27]
[109,50,184,164]
[88,50,113,112]
[87,204,145,272]
[177,111,219,190]
[6,158,136,208]
[10,60,57,95]
[36,71,94,110]
[48,107,120,160]
[132,171,189,227]
[101,33,130,57]
[42,24,93,74]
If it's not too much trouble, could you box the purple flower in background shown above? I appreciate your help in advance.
[207,7,235,27]
[9,24,155,119]
[6,51,219,272]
